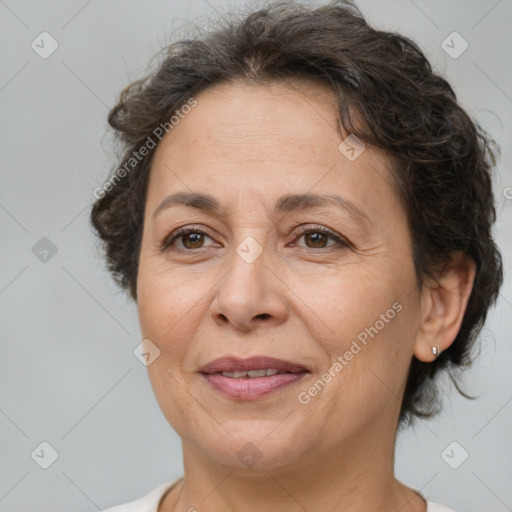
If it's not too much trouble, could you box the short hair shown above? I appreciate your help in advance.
[90,0,503,425]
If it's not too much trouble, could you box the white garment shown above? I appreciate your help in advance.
[102,478,457,511]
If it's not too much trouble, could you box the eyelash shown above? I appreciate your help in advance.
[160,224,350,252]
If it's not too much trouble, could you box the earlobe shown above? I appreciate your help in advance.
[413,253,476,362]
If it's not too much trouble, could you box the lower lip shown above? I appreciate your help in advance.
[202,372,307,400]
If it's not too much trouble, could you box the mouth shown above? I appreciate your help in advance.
[199,356,310,400]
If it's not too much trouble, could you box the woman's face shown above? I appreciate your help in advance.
[136,79,424,471]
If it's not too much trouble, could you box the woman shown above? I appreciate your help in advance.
[91,1,503,510]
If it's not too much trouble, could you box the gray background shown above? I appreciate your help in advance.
[1,0,511,510]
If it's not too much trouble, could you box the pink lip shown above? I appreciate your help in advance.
[199,356,309,400]
[199,356,308,374]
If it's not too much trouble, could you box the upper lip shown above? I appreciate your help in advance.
[199,356,310,374]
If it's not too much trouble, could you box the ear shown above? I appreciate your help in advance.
[414,252,476,362]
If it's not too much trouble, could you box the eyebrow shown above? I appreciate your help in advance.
[152,191,371,226]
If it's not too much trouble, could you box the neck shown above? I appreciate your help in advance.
[161,420,426,512]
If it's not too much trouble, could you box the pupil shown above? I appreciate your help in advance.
[185,233,203,248]
[307,232,326,247]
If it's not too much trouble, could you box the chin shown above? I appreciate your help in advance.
[183,423,312,472]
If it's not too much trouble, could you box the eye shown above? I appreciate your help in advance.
[292,224,349,250]
[161,226,216,251]
[161,224,350,253]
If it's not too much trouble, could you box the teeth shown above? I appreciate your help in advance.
[248,370,267,377]
[221,369,282,378]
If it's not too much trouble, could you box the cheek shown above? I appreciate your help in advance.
[137,255,201,341]
[295,268,401,346]
[325,291,419,410]
[302,258,419,389]
[136,267,201,429]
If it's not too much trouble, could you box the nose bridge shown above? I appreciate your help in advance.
[224,231,269,301]
[210,229,287,330]
[224,190,273,280]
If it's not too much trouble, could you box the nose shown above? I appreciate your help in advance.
[209,243,288,332]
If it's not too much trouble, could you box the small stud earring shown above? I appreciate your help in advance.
[432,346,440,357]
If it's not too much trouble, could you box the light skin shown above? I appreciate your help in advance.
[135,78,476,511]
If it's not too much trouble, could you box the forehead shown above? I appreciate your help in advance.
[169,79,340,160]
[147,79,398,221]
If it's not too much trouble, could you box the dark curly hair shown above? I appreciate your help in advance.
[90,0,503,425]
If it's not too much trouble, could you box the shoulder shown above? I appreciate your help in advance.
[427,501,458,512]
[102,479,181,512]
